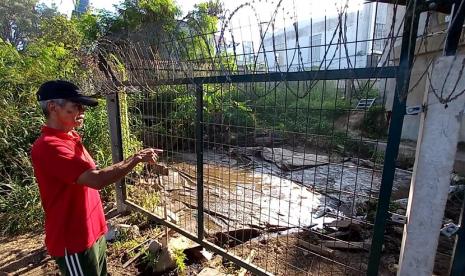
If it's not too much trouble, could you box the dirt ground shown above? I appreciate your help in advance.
[0,225,456,276]
[0,230,372,276]
[0,231,138,276]
[1,177,461,276]
[0,232,57,276]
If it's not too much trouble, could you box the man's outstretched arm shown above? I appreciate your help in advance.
[76,148,162,190]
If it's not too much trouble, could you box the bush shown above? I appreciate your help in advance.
[361,106,388,139]
[81,99,112,168]
[143,84,255,148]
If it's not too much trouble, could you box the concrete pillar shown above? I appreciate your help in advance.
[397,55,465,275]
[106,93,127,213]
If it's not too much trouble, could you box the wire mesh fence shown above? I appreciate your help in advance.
[88,0,426,274]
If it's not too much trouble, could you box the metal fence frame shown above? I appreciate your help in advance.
[103,1,430,275]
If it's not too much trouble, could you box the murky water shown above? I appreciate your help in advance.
[131,148,412,237]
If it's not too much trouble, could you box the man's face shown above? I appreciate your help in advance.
[50,100,86,129]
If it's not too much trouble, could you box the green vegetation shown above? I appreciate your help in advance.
[0,0,387,238]
[0,184,43,235]
[172,248,187,274]
[0,6,91,233]
[142,249,160,271]
[0,0,166,235]
[247,82,350,133]
[360,105,388,139]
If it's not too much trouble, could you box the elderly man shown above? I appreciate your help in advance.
[31,80,161,276]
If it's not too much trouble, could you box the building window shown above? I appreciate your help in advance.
[366,53,381,67]
[373,23,385,52]
[308,34,322,64]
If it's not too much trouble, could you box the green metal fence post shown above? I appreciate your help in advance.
[367,1,421,275]
[106,92,126,212]
[195,83,205,241]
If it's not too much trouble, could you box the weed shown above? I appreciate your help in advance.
[112,238,143,255]
[142,249,160,271]
[172,248,187,274]
[127,211,149,225]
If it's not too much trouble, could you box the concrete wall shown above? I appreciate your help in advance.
[381,13,465,141]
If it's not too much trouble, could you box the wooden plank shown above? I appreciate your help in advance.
[321,240,370,251]
[297,240,335,257]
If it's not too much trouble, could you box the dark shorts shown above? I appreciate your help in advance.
[54,236,107,276]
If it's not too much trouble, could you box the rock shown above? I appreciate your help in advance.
[105,223,140,242]
[322,240,371,251]
[145,235,201,274]
[168,235,199,251]
[148,240,162,255]
[390,213,407,224]
[358,159,377,169]
[297,239,335,257]
[184,246,214,263]
[151,247,176,274]
[274,247,283,254]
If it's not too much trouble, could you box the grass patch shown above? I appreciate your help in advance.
[0,183,43,235]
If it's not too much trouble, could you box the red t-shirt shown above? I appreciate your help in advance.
[31,125,107,257]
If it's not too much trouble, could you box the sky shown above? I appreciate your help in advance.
[39,0,215,17]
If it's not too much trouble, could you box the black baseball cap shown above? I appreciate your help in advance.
[37,80,98,107]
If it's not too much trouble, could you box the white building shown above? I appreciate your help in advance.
[257,3,392,72]
[237,41,255,66]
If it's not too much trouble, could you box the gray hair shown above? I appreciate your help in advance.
[39,99,68,117]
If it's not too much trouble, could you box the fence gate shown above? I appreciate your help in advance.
[95,0,426,274]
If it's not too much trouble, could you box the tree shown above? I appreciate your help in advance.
[39,15,84,50]
[0,0,38,49]
[104,0,180,34]
[75,12,102,44]
[182,1,222,60]
[0,0,58,49]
